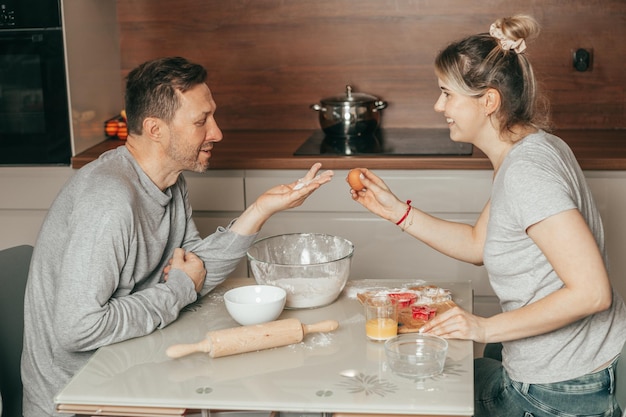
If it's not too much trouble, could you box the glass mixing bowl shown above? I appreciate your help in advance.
[246,233,354,309]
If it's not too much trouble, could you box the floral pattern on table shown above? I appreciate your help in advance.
[333,358,467,398]
[336,372,398,397]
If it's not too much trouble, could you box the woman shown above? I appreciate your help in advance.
[348,15,626,416]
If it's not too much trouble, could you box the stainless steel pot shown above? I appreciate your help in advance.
[310,85,387,137]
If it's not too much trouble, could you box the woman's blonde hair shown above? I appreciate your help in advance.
[434,15,551,138]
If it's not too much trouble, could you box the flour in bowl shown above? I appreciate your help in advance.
[273,277,344,308]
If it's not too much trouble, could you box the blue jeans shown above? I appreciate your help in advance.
[475,344,621,417]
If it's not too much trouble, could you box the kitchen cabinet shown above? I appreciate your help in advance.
[183,170,248,278]
[0,167,74,250]
[584,172,626,301]
[3,167,626,318]
[191,169,626,318]
[241,169,499,318]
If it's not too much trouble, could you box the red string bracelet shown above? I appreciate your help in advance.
[395,200,412,225]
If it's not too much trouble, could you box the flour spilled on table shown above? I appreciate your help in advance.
[286,331,333,351]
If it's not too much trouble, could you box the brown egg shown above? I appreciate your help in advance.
[347,168,365,191]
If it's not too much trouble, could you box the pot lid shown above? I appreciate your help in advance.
[320,85,380,104]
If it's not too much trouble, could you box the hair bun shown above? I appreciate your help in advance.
[489,15,540,54]
[489,22,526,53]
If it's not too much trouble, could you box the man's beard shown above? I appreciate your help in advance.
[167,132,210,173]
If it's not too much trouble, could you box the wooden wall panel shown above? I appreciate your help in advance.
[116,0,625,131]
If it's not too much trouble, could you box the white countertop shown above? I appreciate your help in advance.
[55,278,474,416]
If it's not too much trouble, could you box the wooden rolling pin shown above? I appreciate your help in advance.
[166,318,339,359]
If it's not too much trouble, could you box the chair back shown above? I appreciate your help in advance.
[0,245,34,417]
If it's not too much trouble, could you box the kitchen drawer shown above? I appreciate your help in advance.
[0,210,48,250]
[252,211,494,297]
[585,172,626,299]
[0,167,74,210]
[186,170,245,212]
[245,169,492,213]
[193,214,248,278]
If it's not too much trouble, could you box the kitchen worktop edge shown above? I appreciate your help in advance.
[71,129,626,171]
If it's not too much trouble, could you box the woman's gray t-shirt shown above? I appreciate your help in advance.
[484,130,626,383]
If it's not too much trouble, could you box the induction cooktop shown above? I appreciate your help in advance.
[293,128,473,156]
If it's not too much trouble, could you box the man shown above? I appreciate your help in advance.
[21,56,333,417]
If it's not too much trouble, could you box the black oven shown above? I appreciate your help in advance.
[0,0,71,165]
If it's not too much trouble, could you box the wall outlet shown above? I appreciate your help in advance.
[572,48,593,72]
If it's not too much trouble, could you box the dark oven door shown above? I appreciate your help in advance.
[0,28,71,165]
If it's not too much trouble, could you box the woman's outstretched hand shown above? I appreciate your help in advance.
[347,168,407,223]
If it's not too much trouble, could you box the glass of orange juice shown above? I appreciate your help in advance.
[364,295,398,341]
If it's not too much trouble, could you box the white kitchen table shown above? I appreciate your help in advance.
[55,278,474,417]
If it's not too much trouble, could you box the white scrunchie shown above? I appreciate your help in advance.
[489,23,527,53]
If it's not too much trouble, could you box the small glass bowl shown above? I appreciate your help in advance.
[384,333,448,378]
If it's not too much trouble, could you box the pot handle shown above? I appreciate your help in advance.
[310,104,326,112]
[373,100,388,112]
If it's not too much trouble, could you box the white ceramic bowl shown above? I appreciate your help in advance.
[224,285,286,326]
[384,333,448,378]
[246,233,354,309]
